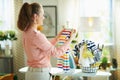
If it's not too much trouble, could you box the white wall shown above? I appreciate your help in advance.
[114,0,120,51]
[23,0,57,5]
[114,0,120,79]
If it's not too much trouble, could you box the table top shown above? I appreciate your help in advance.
[19,67,111,77]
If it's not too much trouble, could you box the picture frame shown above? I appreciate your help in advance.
[42,6,57,38]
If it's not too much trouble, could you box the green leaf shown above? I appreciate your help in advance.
[71,40,77,43]
[0,30,17,41]
[102,57,108,64]
[75,32,78,38]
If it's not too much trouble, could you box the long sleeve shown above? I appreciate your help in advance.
[49,38,57,45]
[32,31,71,57]
[22,28,71,68]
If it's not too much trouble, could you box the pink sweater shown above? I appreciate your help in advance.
[22,28,71,68]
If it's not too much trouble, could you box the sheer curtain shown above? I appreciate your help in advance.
[57,0,80,30]
[79,0,113,44]
[0,0,14,30]
[114,1,120,79]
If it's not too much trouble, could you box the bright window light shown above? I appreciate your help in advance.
[0,0,14,30]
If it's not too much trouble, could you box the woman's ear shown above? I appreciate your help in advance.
[33,14,38,24]
[33,14,37,18]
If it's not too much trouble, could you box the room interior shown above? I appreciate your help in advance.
[0,0,120,80]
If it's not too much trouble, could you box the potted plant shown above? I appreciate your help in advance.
[99,48,110,70]
[0,30,17,56]
[100,56,108,70]
[7,30,17,41]
[0,30,17,41]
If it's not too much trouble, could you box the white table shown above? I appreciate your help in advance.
[19,67,111,80]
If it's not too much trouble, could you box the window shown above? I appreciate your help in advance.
[0,0,14,30]
[79,0,113,60]
[79,0,113,44]
[0,0,14,49]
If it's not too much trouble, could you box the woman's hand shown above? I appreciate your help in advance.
[55,28,65,40]
[69,29,76,42]
[55,28,76,42]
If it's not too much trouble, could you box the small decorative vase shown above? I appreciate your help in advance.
[5,44,11,56]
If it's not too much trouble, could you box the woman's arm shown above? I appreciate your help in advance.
[33,29,76,57]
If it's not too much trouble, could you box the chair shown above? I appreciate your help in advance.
[0,74,14,80]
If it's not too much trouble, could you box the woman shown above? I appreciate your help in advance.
[17,2,76,80]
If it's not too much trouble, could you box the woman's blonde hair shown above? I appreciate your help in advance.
[17,2,42,31]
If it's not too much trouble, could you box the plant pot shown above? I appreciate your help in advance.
[101,63,108,70]
[5,44,11,56]
[99,62,111,70]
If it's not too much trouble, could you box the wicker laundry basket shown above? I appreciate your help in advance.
[81,67,98,73]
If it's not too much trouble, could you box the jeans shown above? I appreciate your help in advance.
[25,67,52,80]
